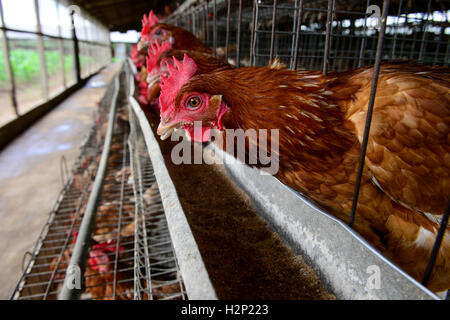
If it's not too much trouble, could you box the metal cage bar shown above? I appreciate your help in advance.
[225,0,231,61]
[349,0,391,227]
[323,0,335,75]
[236,0,243,67]
[0,0,18,116]
[269,0,278,63]
[34,0,49,101]
[422,199,450,287]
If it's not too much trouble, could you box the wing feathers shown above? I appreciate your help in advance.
[347,65,450,215]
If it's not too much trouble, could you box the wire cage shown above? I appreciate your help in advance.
[168,0,450,70]
[128,98,187,300]
[10,78,112,300]
[9,0,450,299]
[166,0,450,294]
[12,67,186,300]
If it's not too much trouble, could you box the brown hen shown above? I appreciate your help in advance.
[156,57,450,292]
[138,22,212,54]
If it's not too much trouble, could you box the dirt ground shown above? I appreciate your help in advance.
[144,110,335,300]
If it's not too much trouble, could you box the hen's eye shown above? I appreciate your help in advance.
[186,96,201,109]
[155,29,162,36]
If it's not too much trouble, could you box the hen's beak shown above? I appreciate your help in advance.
[137,40,146,52]
[157,121,180,140]
[147,73,160,88]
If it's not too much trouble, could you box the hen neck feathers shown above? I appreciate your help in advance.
[183,67,358,165]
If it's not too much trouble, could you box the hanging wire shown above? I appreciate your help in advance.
[349,0,391,227]
[250,0,257,66]
[225,0,232,61]
[236,0,243,67]
[292,0,304,70]
[323,0,336,75]
[269,0,278,63]
[422,199,450,288]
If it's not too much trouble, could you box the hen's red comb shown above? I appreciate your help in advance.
[131,44,138,59]
[146,40,173,72]
[141,10,160,36]
[89,250,109,272]
[159,54,197,119]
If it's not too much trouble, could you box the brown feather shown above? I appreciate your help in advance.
[150,23,212,54]
[176,62,450,291]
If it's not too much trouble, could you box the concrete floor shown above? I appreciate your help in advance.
[0,63,122,299]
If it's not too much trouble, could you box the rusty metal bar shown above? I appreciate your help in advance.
[213,0,217,55]
[323,0,335,74]
[269,0,278,63]
[422,199,450,288]
[70,10,81,83]
[249,0,257,66]
[225,0,231,61]
[349,0,390,227]
[204,2,209,46]
[236,0,243,67]
[292,0,304,70]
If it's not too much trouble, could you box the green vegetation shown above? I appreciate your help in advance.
[0,49,92,84]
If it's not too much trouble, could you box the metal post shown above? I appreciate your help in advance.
[0,1,18,116]
[225,0,231,61]
[349,0,391,228]
[269,0,278,63]
[213,0,217,55]
[34,0,49,100]
[292,0,304,70]
[249,0,257,66]
[236,0,243,67]
[82,15,92,76]
[204,2,209,46]
[71,10,81,82]
[192,11,196,35]
[323,0,335,75]
[358,0,371,67]
[390,0,404,59]
[56,1,67,89]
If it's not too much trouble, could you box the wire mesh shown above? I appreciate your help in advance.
[12,67,186,300]
[168,0,449,70]
[128,110,186,300]
[11,110,105,300]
